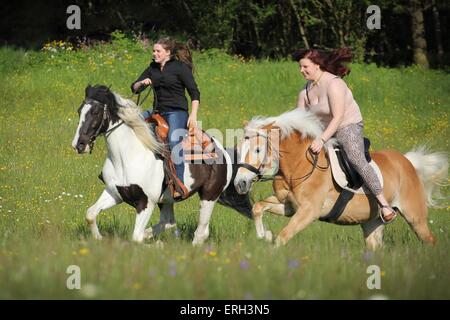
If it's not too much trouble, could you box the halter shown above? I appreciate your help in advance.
[237,131,274,181]
[82,99,124,153]
[238,129,329,186]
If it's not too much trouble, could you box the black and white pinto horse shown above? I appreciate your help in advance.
[72,85,251,244]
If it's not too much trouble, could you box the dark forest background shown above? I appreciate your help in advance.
[1,0,449,68]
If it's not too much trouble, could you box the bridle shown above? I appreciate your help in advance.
[81,98,124,153]
[237,131,274,181]
[238,131,329,186]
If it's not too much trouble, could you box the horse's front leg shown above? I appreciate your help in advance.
[132,202,156,243]
[253,195,295,242]
[274,201,319,247]
[86,189,122,240]
[192,199,216,246]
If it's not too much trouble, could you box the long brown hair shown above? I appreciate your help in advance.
[292,48,353,77]
[156,37,194,72]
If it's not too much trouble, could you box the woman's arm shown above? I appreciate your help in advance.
[310,79,346,153]
[297,89,307,110]
[187,100,199,128]
[131,65,152,94]
[179,63,201,128]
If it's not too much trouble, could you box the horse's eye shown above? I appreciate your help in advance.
[255,148,260,153]
[244,136,249,140]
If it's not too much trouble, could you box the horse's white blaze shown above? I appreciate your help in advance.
[72,103,91,149]
[235,138,258,187]
[239,139,250,163]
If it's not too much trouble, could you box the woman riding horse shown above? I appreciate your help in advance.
[72,85,252,244]
[131,37,200,198]
[233,50,447,248]
[294,48,396,223]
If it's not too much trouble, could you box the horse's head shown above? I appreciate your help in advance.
[71,85,120,154]
[235,122,280,194]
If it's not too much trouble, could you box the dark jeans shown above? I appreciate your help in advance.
[142,109,188,183]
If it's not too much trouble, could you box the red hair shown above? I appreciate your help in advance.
[292,48,353,77]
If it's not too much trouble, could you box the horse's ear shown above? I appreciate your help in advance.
[262,121,276,130]
[243,120,249,127]
[85,84,93,97]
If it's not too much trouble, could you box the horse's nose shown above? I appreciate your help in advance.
[238,179,248,193]
[76,142,86,154]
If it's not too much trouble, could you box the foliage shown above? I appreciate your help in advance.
[0,43,448,299]
[2,0,449,66]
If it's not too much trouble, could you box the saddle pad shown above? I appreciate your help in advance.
[182,127,218,162]
[326,146,383,195]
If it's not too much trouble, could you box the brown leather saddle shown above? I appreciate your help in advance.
[145,113,218,200]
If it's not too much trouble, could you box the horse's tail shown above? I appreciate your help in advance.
[405,146,448,208]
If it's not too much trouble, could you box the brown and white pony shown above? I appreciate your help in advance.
[234,108,448,249]
[72,85,252,244]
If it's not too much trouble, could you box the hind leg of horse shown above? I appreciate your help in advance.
[145,203,176,239]
[192,199,216,246]
[132,202,156,243]
[253,195,294,242]
[86,189,121,240]
[361,219,385,251]
[398,195,436,244]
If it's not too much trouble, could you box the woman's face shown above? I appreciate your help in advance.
[299,58,321,81]
[153,44,171,64]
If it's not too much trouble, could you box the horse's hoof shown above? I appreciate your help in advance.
[274,236,285,248]
[264,230,273,242]
[144,228,154,239]
[93,234,103,241]
[155,240,164,249]
[192,238,205,246]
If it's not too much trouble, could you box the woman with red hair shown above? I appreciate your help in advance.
[292,48,397,223]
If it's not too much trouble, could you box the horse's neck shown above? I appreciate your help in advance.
[105,122,158,164]
[279,133,324,178]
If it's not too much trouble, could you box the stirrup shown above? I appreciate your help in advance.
[379,205,399,224]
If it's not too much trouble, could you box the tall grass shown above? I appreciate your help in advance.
[0,39,448,299]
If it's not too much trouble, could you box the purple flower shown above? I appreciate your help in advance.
[244,292,254,300]
[363,251,374,262]
[288,259,300,269]
[168,261,177,277]
[240,260,250,270]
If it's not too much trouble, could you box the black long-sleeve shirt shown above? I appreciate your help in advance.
[131,58,200,113]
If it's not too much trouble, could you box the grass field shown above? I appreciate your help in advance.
[0,38,449,299]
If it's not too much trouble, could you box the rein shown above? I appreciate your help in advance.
[239,131,329,186]
[86,101,124,153]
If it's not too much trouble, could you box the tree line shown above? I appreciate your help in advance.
[2,0,449,68]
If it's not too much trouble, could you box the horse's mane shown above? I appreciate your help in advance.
[113,93,164,154]
[246,108,324,140]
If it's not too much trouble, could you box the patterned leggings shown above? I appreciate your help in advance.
[334,121,383,195]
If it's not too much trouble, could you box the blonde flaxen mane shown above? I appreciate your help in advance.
[246,108,324,140]
[113,93,164,154]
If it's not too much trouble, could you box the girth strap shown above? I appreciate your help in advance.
[319,189,355,223]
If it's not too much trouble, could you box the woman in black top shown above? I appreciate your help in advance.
[131,37,200,186]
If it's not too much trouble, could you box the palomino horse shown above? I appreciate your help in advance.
[234,108,448,249]
[72,85,252,244]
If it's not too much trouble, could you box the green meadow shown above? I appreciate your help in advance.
[0,37,449,299]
